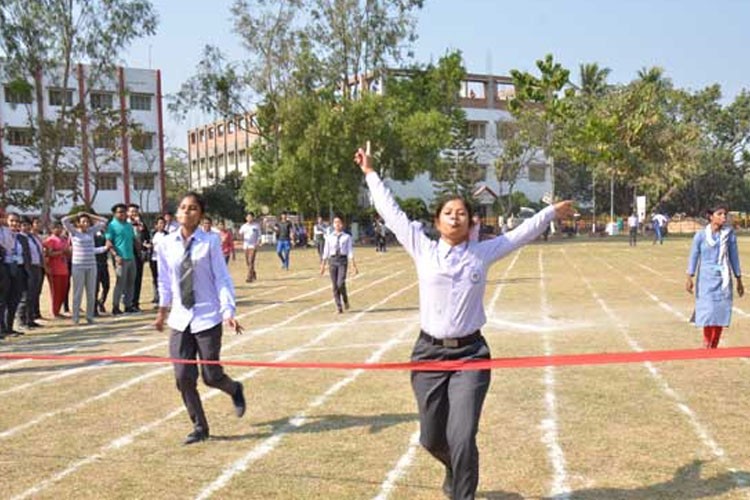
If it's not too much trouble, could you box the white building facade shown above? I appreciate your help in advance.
[384,73,552,212]
[0,64,166,217]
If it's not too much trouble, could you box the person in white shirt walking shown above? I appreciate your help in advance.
[356,146,573,500]
[319,215,358,313]
[154,192,246,445]
[238,212,261,282]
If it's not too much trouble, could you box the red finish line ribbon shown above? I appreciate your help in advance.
[2,346,750,371]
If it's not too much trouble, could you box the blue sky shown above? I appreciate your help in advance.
[123,0,750,150]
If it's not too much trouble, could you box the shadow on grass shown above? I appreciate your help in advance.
[212,412,418,441]
[538,460,750,499]
[361,307,419,314]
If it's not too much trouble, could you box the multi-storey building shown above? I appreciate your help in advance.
[186,114,259,191]
[384,72,552,214]
[0,64,166,216]
[185,72,552,215]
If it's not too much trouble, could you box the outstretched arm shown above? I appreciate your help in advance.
[354,146,427,259]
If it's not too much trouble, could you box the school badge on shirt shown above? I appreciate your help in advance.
[469,268,482,284]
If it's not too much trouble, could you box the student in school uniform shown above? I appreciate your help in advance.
[686,203,744,348]
[153,191,246,445]
[356,146,573,500]
[319,215,358,313]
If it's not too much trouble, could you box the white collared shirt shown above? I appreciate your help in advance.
[322,231,354,260]
[157,228,236,333]
[239,222,261,248]
[366,171,555,339]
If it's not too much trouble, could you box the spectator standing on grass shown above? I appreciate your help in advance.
[153,191,246,445]
[217,220,235,264]
[94,228,110,315]
[43,222,70,318]
[128,204,150,313]
[17,217,43,329]
[106,203,136,315]
[628,212,639,247]
[319,215,358,314]
[686,203,743,348]
[149,217,168,305]
[238,212,261,283]
[29,217,47,321]
[356,145,574,500]
[62,212,109,324]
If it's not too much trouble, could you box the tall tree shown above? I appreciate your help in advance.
[509,54,573,200]
[0,0,158,221]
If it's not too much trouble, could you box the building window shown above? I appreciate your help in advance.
[96,173,118,191]
[129,93,152,111]
[238,149,246,163]
[49,88,73,107]
[199,130,205,141]
[190,132,196,144]
[93,127,117,149]
[238,117,246,130]
[467,121,487,140]
[133,173,155,191]
[90,92,114,109]
[132,131,155,150]
[208,127,215,140]
[6,172,37,190]
[228,150,235,164]
[217,124,224,137]
[227,121,235,134]
[4,84,33,104]
[528,164,547,182]
[6,127,34,146]
[61,127,76,147]
[56,172,78,191]
[496,83,515,101]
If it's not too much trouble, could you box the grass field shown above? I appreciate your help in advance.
[2,235,750,499]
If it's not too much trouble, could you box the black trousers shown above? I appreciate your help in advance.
[4,266,28,332]
[18,265,42,325]
[411,334,491,500]
[149,260,159,303]
[328,256,349,310]
[0,263,11,333]
[96,262,110,306]
[169,322,239,433]
[132,258,145,307]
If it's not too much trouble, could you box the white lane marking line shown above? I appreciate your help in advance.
[563,249,747,492]
[487,250,522,316]
[10,273,412,500]
[372,429,421,500]
[538,250,570,499]
[195,286,418,499]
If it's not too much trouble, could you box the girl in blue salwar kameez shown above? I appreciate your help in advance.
[686,204,744,348]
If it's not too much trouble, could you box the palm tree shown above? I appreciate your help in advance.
[636,66,671,90]
[578,63,611,97]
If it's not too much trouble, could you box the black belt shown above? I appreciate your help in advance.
[419,330,482,348]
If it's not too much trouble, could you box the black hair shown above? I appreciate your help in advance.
[247,211,255,217]
[156,216,165,223]
[77,213,91,224]
[111,203,127,214]
[706,203,729,217]
[181,191,206,215]
[20,216,32,225]
[128,203,140,210]
[432,195,476,227]
[202,216,212,224]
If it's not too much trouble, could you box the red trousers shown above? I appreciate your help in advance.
[48,273,69,316]
[702,326,723,349]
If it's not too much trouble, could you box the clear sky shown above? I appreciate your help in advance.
[123,0,750,150]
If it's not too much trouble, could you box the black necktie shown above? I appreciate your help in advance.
[180,238,195,308]
[335,234,342,256]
